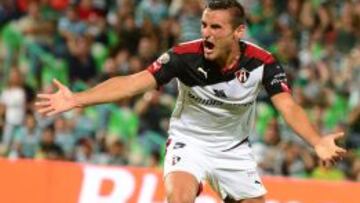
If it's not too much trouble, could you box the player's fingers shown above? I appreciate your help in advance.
[38,106,54,114]
[53,79,64,90]
[336,147,347,154]
[34,101,51,107]
[331,155,341,163]
[47,109,59,117]
[37,94,52,99]
[334,150,346,160]
[332,132,345,139]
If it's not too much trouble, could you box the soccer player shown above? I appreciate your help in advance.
[36,1,346,202]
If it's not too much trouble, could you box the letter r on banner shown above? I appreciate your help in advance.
[79,166,135,203]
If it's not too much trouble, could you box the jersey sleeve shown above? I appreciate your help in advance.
[262,61,291,97]
[147,50,183,87]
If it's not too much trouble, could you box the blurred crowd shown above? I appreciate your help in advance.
[0,0,359,182]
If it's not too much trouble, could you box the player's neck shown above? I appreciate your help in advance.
[217,45,241,71]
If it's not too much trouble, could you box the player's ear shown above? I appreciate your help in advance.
[234,24,245,39]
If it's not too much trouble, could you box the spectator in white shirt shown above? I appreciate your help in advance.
[0,68,26,152]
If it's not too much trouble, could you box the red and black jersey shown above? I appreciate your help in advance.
[148,39,290,97]
[147,39,290,149]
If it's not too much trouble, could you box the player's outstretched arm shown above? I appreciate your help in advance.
[35,70,157,116]
[271,92,346,167]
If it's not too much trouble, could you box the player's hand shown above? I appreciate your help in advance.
[314,132,347,167]
[35,79,78,116]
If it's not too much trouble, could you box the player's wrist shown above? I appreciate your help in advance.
[309,136,322,148]
[72,94,84,108]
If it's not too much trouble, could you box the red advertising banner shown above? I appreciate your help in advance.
[0,158,358,203]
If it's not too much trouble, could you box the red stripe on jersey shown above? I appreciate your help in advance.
[281,82,291,93]
[147,61,162,74]
[173,39,204,54]
[245,43,275,64]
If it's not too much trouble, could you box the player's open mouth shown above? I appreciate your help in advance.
[204,40,215,50]
[204,40,215,55]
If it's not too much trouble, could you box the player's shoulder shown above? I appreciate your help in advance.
[242,40,275,64]
[172,39,204,55]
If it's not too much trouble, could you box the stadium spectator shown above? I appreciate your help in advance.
[54,116,76,159]
[137,36,159,66]
[58,5,87,41]
[253,117,284,175]
[135,0,168,27]
[76,0,99,21]
[16,1,54,46]
[9,111,41,158]
[279,141,315,178]
[66,35,97,85]
[0,0,19,26]
[16,0,55,86]
[247,0,277,47]
[95,137,129,165]
[175,0,203,42]
[117,15,142,55]
[0,68,27,153]
[35,125,64,160]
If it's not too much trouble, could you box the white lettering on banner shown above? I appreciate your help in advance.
[79,166,135,203]
[137,174,158,203]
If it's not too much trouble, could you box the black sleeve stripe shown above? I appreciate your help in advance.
[147,51,182,87]
[262,62,291,97]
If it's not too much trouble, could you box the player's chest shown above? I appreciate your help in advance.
[186,66,263,99]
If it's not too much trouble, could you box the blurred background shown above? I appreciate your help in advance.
[0,0,359,183]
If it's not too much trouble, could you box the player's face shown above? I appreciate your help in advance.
[201,8,244,61]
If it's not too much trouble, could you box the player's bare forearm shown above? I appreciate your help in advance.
[74,70,157,107]
[272,93,346,165]
[36,70,157,116]
[271,93,321,147]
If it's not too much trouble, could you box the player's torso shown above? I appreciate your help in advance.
[173,62,264,117]
[168,47,266,145]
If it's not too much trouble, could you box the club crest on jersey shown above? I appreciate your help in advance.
[157,53,170,64]
[172,156,181,165]
[235,68,250,83]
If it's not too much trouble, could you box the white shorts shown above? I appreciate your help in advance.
[163,135,267,201]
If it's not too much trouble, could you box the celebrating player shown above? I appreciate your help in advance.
[36,1,346,202]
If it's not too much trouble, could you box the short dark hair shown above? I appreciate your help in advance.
[205,0,245,28]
